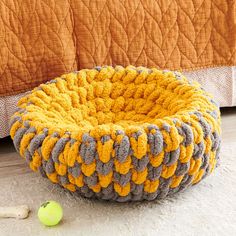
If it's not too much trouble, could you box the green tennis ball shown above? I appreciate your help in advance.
[38,201,63,226]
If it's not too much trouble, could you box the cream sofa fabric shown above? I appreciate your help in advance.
[0,66,235,138]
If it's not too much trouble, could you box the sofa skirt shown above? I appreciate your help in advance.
[0,66,235,138]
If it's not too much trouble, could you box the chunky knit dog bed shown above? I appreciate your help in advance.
[10,66,221,202]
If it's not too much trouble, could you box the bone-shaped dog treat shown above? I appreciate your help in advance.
[0,205,30,219]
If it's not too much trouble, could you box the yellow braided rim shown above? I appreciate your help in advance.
[10,65,221,202]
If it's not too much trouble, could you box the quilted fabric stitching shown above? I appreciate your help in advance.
[0,0,235,96]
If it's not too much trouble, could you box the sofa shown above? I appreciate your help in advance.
[0,0,236,138]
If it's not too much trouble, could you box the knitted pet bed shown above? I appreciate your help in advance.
[10,66,221,202]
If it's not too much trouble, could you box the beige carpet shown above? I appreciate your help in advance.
[0,108,235,235]
[0,139,235,236]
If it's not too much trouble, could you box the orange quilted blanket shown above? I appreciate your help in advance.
[0,0,235,96]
